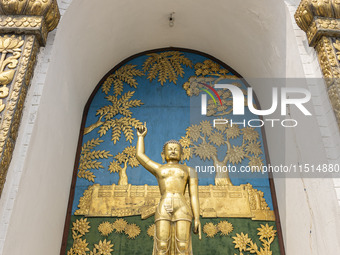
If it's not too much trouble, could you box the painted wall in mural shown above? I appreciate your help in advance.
[64,49,283,255]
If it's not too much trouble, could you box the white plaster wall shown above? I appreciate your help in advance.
[0,0,339,254]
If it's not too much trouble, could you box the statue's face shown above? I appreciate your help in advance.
[164,143,182,162]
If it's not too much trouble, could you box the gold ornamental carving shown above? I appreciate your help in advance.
[75,183,275,221]
[295,0,340,129]
[0,0,60,32]
[0,0,60,196]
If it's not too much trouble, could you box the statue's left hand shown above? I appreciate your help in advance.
[193,218,202,240]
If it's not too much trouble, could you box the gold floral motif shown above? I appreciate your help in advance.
[203,222,218,238]
[67,218,115,255]
[98,222,114,236]
[147,224,155,238]
[77,138,112,182]
[217,220,234,236]
[232,224,277,255]
[72,218,91,239]
[71,238,90,255]
[233,233,251,252]
[143,51,192,85]
[257,224,276,240]
[112,219,128,233]
[93,239,114,255]
[124,223,141,239]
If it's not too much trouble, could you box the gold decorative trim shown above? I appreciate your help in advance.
[0,16,48,45]
[0,35,39,196]
[315,36,340,126]
[295,0,340,33]
[295,1,340,130]
[306,17,340,47]
[0,0,59,197]
[0,0,60,32]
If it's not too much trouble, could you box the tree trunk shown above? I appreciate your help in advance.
[212,156,233,186]
[118,163,128,185]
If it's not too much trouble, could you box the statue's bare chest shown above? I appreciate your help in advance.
[160,167,188,180]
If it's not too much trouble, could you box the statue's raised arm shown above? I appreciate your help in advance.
[136,124,161,176]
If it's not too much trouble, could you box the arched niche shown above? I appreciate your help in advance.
[61,48,284,255]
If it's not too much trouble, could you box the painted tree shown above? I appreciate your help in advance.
[108,146,140,185]
[180,120,264,185]
[78,138,112,182]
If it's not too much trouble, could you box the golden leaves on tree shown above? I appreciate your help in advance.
[102,64,144,96]
[143,51,192,85]
[206,84,247,117]
[98,91,143,143]
[84,91,143,143]
[194,60,233,78]
[78,138,112,182]
[183,120,264,171]
[182,59,247,117]
[232,224,277,255]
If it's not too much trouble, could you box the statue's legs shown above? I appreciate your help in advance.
[175,220,192,255]
[154,220,171,255]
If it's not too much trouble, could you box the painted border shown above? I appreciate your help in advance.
[60,47,286,255]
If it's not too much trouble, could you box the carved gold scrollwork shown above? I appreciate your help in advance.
[0,0,59,197]
[0,35,23,114]
[295,1,340,130]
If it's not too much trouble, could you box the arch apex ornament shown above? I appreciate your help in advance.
[295,0,340,129]
[0,0,60,197]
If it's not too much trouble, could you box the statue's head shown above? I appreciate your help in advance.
[161,140,182,162]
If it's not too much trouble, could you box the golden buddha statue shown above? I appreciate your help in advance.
[136,124,201,255]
